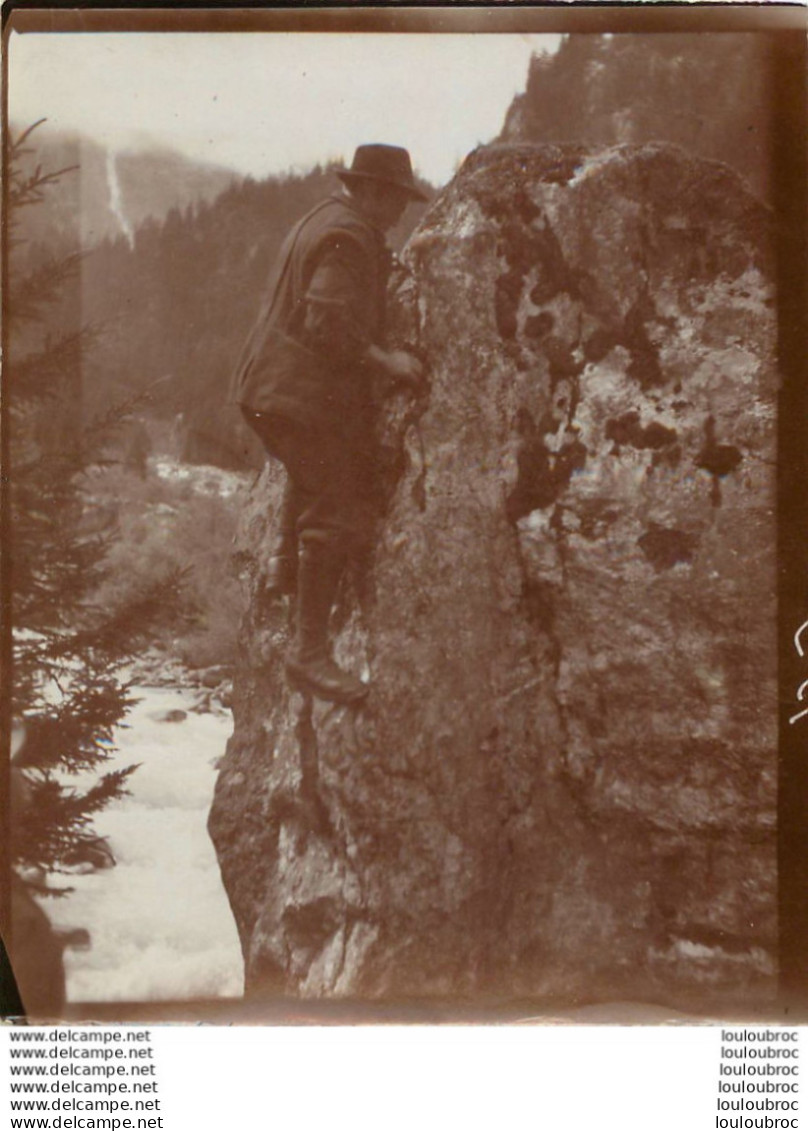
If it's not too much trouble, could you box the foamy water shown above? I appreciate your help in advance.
[45,686,243,1004]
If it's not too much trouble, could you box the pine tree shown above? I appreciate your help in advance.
[7,123,180,891]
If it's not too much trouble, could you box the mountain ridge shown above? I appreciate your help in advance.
[10,122,239,250]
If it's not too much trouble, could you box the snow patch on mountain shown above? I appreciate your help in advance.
[105,150,134,248]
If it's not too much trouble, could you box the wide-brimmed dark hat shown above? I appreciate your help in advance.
[336,144,427,202]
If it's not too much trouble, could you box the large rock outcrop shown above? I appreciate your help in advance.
[209,144,777,1011]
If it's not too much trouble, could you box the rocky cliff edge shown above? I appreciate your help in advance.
[209,144,777,1012]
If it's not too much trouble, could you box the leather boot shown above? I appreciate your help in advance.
[265,479,299,597]
[284,541,369,705]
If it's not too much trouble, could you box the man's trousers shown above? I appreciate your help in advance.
[242,408,377,554]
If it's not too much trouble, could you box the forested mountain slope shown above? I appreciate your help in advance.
[9,125,237,256]
[81,165,432,467]
[501,34,773,201]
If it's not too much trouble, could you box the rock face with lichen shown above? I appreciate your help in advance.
[208,144,777,1010]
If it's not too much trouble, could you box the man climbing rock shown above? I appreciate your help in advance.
[231,144,426,706]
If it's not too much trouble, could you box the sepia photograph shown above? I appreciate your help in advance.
[2,5,805,1026]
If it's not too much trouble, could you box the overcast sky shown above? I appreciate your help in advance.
[8,32,561,188]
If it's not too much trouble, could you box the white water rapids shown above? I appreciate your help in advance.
[45,684,243,1004]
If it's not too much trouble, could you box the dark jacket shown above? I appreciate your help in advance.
[230,194,391,431]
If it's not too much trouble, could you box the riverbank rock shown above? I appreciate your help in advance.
[208,143,777,1013]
